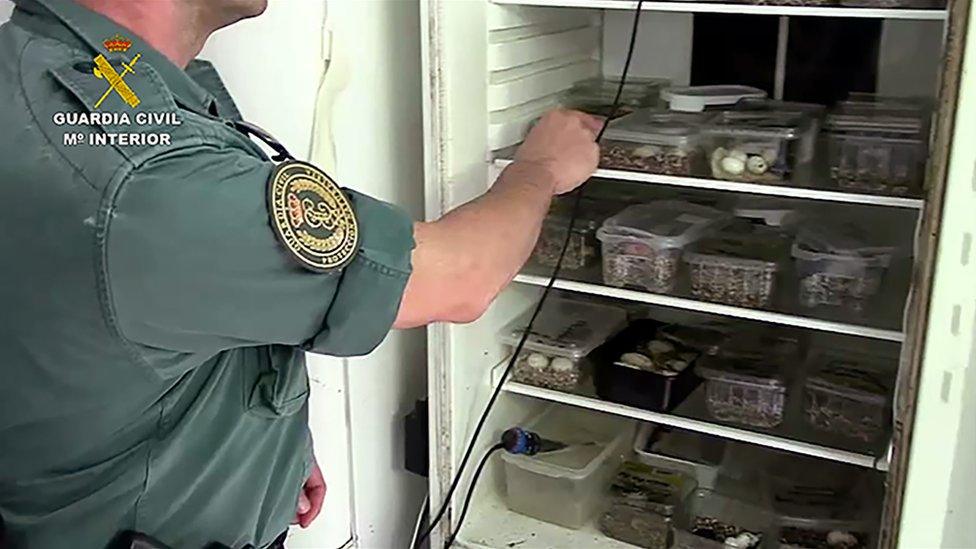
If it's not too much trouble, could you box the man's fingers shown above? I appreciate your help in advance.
[575,111,604,136]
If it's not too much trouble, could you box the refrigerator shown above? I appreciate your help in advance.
[419,1,976,548]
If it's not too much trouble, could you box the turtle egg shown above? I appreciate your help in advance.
[720,156,746,176]
[633,145,657,158]
[620,352,653,369]
[526,353,549,370]
[746,155,768,175]
[647,339,675,354]
[550,357,574,372]
[711,147,729,164]
[729,149,748,162]
[826,531,858,547]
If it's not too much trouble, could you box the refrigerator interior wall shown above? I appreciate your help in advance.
[423,2,956,548]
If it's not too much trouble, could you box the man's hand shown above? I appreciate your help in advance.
[294,461,326,528]
[514,109,602,195]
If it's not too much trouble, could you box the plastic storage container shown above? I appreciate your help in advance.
[593,320,703,412]
[658,322,731,356]
[600,110,711,176]
[599,462,696,549]
[597,201,730,293]
[673,488,770,549]
[499,297,627,391]
[767,467,873,549]
[683,228,791,308]
[732,196,803,228]
[697,354,788,428]
[634,423,726,490]
[564,76,669,118]
[704,111,813,184]
[791,225,896,312]
[803,352,892,442]
[839,0,944,8]
[501,405,631,529]
[734,99,826,164]
[532,196,620,270]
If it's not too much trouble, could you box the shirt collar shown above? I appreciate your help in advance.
[11,0,217,116]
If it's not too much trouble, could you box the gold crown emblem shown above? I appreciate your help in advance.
[103,34,132,53]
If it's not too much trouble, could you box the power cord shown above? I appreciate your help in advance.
[412,3,645,547]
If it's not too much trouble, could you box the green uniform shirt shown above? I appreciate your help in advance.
[0,1,415,547]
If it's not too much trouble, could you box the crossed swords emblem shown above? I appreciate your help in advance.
[92,53,142,109]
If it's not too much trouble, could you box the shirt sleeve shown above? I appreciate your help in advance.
[104,144,414,357]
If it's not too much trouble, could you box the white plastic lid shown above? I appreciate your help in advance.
[597,200,730,249]
[498,296,627,359]
[662,85,767,113]
[602,109,710,147]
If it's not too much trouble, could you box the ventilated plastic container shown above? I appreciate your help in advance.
[767,467,873,549]
[599,462,696,549]
[792,225,896,311]
[734,99,826,163]
[532,196,621,270]
[697,354,788,428]
[826,131,926,196]
[658,322,731,357]
[634,423,725,489]
[803,352,892,442]
[593,320,702,412]
[673,488,771,549]
[601,110,712,176]
[683,228,791,308]
[501,406,632,529]
[499,297,627,391]
[597,201,730,293]
[704,111,813,184]
[564,76,669,118]
[732,196,803,228]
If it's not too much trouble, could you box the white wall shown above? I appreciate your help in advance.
[202,1,427,548]
[0,1,12,22]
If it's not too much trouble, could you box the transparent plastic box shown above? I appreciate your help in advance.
[804,352,892,442]
[704,111,813,184]
[532,196,621,271]
[734,99,826,164]
[501,405,631,529]
[499,296,627,391]
[673,488,771,549]
[634,423,726,490]
[767,466,873,549]
[683,228,791,308]
[597,201,730,293]
[696,354,788,428]
[791,226,895,312]
[599,461,696,549]
[600,110,712,176]
[564,76,669,118]
[826,131,926,196]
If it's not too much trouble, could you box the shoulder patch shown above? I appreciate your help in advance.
[268,161,360,272]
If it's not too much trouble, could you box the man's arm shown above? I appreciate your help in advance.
[393,110,601,329]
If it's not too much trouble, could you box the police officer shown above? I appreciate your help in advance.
[0,0,601,547]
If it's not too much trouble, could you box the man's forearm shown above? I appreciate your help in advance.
[393,161,557,328]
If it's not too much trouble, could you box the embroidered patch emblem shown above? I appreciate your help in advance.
[268,161,359,272]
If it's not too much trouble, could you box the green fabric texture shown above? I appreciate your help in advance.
[0,1,415,547]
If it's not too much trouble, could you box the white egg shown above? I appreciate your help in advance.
[761,147,779,164]
[826,531,858,546]
[620,352,653,369]
[720,156,746,176]
[550,357,575,372]
[711,147,729,164]
[526,353,549,369]
[746,155,768,175]
[632,145,657,158]
[647,339,675,354]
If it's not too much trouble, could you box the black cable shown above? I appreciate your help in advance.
[444,444,505,548]
[413,3,645,547]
